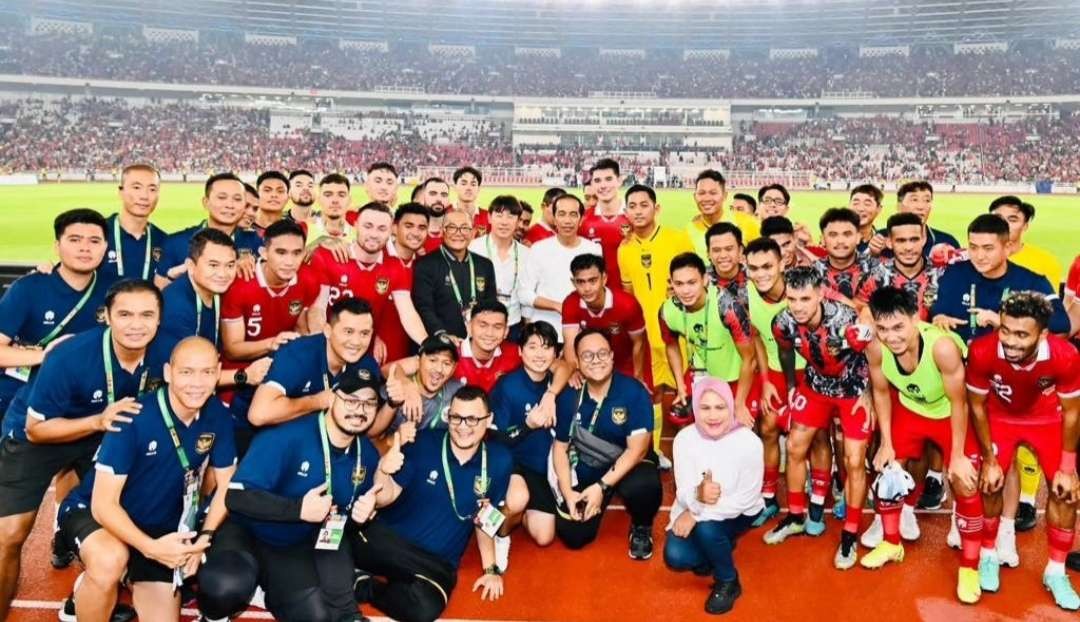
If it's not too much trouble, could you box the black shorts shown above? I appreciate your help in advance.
[514,464,557,515]
[58,506,174,584]
[0,434,100,517]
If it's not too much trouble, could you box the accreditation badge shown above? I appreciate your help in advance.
[475,501,506,538]
[315,513,347,551]
[4,366,31,382]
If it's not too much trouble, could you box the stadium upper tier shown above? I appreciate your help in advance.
[3,98,1078,184]
[3,29,1080,99]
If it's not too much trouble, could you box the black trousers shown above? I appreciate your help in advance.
[197,519,357,622]
[349,521,457,622]
[556,459,663,550]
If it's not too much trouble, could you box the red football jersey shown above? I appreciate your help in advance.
[304,247,410,325]
[562,287,648,382]
[456,339,522,393]
[423,231,445,255]
[579,208,629,287]
[1066,254,1080,301]
[524,222,556,246]
[379,255,417,362]
[966,332,1080,424]
[455,207,490,239]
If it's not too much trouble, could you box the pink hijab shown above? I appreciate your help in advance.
[691,376,739,440]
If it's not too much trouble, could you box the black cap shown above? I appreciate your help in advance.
[418,334,460,361]
[332,366,381,395]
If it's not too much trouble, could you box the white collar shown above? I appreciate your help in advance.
[350,245,385,270]
[579,288,614,317]
[997,338,1051,370]
[460,338,502,368]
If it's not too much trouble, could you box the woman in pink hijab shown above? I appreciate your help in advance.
[664,376,765,615]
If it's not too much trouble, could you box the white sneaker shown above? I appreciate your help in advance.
[494,534,511,573]
[900,505,921,542]
[996,525,1020,568]
[860,514,883,549]
[657,453,673,471]
[946,511,961,549]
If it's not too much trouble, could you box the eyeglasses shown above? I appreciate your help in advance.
[444,224,474,235]
[447,413,491,427]
[335,393,379,412]
[761,197,788,206]
[579,349,614,364]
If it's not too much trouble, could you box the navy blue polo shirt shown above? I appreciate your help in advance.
[0,270,106,415]
[60,389,236,532]
[155,224,262,279]
[931,260,1069,343]
[98,213,167,287]
[148,276,221,371]
[490,367,554,475]
[554,371,653,486]
[229,413,380,547]
[378,431,512,567]
[3,326,149,441]
[262,334,382,399]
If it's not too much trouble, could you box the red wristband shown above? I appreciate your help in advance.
[1061,451,1077,474]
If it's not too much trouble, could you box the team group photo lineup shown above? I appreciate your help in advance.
[3,1,1080,621]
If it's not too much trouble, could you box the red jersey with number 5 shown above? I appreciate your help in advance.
[965,332,1080,425]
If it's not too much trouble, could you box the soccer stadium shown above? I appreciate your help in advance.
[2,0,1080,620]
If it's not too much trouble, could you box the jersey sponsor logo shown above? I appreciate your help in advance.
[195,433,215,455]
[904,383,929,403]
[288,300,303,316]
[426,469,439,485]
[375,277,390,295]
[146,440,158,456]
[303,380,312,392]
[474,475,490,496]
[299,460,310,476]
[611,406,628,425]
[44,310,56,324]
[92,389,104,402]
[107,250,117,261]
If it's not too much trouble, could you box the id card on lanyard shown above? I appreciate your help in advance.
[441,247,477,328]
[113,217,153,280]
[5,272,98,383]
[315,412,364,550]
[441,432,504,536]
[155,390,201,588]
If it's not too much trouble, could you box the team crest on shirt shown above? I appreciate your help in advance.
[95,306,106,324]
[611,407,628,425]
[288,300,303,316]
[353,466,367,486]
[608,324,621,335]
[641,253,652,269]
[473,475,490,497]
[620,223,631,237]
[195,433,215,455]
[152,247,163,262]
[375,277,390,295]
[476,277,487,292]
[144,377,165,393]
[1037,376,1056,394]
[476,226,488,236]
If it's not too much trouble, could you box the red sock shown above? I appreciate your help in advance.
[982,516,1001,550]
[810,469,830,506]
[763,466,780,498]
[876,499,902,545]
[1048,526,1074,564]
[844,511,862,535]
[954,492,984,569]
[904,478,925,507]
[789,489,807,516]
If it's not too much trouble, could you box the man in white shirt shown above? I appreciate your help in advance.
[517,195,601,339]
[470,196,530,342]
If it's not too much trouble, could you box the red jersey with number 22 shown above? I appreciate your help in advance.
[965,332,1080,425]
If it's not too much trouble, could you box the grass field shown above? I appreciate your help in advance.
[1,183,1078,269]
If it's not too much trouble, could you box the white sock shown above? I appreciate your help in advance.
[1046,560,1067,577]
[927,470,943,483]
[1019,493,1037,506]
[1000,517,1016,533]
[902,503,916,514]
[981,547,998,561]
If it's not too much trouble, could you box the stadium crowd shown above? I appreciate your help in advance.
[2,29,1080,98]
[1,156,1080,622]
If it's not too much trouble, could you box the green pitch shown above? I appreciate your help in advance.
[1,183,1077,272]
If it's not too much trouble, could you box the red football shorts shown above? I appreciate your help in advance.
[987,408,1064,476]
[890,394,980,467]
[789,385,872,441]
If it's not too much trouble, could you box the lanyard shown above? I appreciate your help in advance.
[318,412,364,505]
[38,272,97,346]
[574,384,608,434]
[192,282,221,346]
[413,375,449,429]
[441,247,476,308]
[681,290,714,371]
[113,216,152,279]
[485,236,519,296]
[102,328,148,404]
[155,389,193,473]
[441,432,487,522]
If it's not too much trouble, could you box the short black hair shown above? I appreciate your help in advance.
[367,161,397,176]
[732,193,757,211]
[419,176,449,192]
[519,200,534,215]
[705,222,743,249]
[356,201,392,219]
[573,327,611,354]
[288,169,315,182]
[897,181,933,202]
[542,187,567,207]
[264,219,307,245]
[669,251,707,276]
[329,297,373,324]
[1001,291,1053,330]
[819,207,861,232]
[886,212,924,234]
[761,216,795,237]
[967,213,1009,239]
[868,286,919,320]
[54,208,107,241]
[757,183,790,205]
[744,237,781,259]
[393,202,430,223]
[988,195,1034,222]
[450,384,491,414]
[319,173,351,189]
[488,195,523,216]
[470,299,509,322]
[695,169,726,188]
[257,170,290,190]
[204,172,243,197]
[105,279,162,313]
[590,158,620,177]
[570,253,606,275]
[243,182,258,197]
[785,266,822,290]
[625,184,656,204]
[188,228,236,261]
[554,193,585,216]
[519,321,559,351]
[453,166,482,185]
[850,184,883,206]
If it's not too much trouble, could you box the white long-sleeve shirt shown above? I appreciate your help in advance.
[667,425,764,527]
[469,234,528,325]
[517,236,602,337]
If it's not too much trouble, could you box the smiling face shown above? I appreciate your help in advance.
[967,232,1009,277]
[164,339,221,412]
[521,334,557,376]
[707,232,742,278]
[553,197,582,239]
[591,167,619,204]
[365,169,398,205]
[758,189,789,218]
[241,190,259,228]
[106,290,161,351]
[56,222,107,275]
[443,210,473,252]
[469,310,508,356]
[695,389,734,438]
[767,232,797,269]
[489,208,517,241]
[418,350,457,394]
[188,242,238,295]
[872,311,918,356]
[785,284,822,325]
[998,314,1044,364]
[329,386,379,435]
[324,310,374,363]
[670,266,706,309]
[447,395,490,450]
[204,179,246,228]
[355,208,392,255]
[575,332,614,384]
[745,250,782,295]
[898,190,933,223]
[394,213,429,253]
[848,192,881,229]
[888,223,926,269]
[694,178,725,219]
[624,190,658,233]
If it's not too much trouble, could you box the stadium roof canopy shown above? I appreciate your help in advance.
[8,0,1080,48]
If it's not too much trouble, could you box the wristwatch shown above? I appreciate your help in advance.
[484,564,503,576]
[597,480,612,495]
[234,369,248,387]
